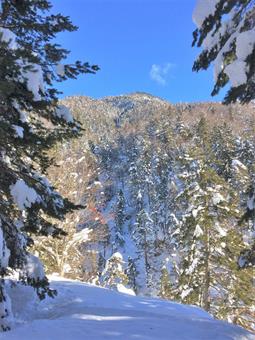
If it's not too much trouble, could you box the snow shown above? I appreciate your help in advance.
[116,284,135,296]
[110,252,123,261]
[212,192,225,205]
[55,105,74,123]
[247,195,254,210]
[224,60,248,88]
[0,286,14,331]
[12,125,24,138]
[215,222,227,237]
[24,254,45,280]
[0,28,17,49]
[220,25,255,88]
[180,287,193,300]
[10,179,41,211]
[192,0,220,28]
[71,228,91,245]
[55,63,65,77]
[0,27,45,102]
[12,100,28,123]
[193,1,255,89]
[194,224,203,238]
[236,30,255,62]
[1,277,253,340]
[21,63,45,101]
[186,258,199,274]
[0,221,10,269]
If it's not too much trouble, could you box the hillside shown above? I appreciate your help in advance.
[33,93,255,332]
[1,277,253,340]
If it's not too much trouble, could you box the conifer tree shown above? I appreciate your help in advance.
[0,0,98,330]
[210,123,236,181]
[239,168,255,268]
[100,252,128,290]
[192,0,255,103]
[114,189,125,246]
[174,139,254,324]
[125,256,138,293]
[159,267,173,300]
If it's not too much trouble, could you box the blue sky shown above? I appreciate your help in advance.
[52,0,225,103]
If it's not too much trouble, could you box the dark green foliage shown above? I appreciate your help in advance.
[0,0,98,329]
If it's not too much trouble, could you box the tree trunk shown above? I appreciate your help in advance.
[203,224,210,311]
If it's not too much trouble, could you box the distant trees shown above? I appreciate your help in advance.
[0,0,97,330]
[192,0,255,103]
[35,92,255,331]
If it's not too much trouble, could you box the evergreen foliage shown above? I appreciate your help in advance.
[101,252,128,290]
[34,94,255,331]
[192,0,255,103]
[0,0,97,330]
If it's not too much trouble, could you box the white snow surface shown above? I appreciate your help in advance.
[236,29,255,61]
[192,0,220,28]
[224,60,248,88]
[116,283,136,296]
[55,63,65,77]
[0,28,17,49]
[212,192,225,205]
[55,105,74,123]
[1,276,253,340]
[24,254,45,280]
[10,179,41,211]
[12,125,24,138]
[22,63,45,101]
[194,224,203,238]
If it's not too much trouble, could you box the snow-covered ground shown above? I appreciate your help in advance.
[0,276,253,340]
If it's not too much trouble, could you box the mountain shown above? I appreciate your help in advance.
[2,276,253,340]
[34,93,255,332]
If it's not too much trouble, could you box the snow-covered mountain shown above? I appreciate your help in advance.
[2,276,253,340]
[35,93,255,332]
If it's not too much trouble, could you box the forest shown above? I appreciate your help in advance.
[0,0,254,338]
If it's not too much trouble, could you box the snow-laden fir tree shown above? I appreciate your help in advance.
[125,256,138,293]
[173,137,254,326]
[192,0,255,103]
[114,189,125,247]
[0,0,98,330]
[210,123,237,181]
[100,252,128,290]
[210,125,255,271]
[159,266,173,300]
[238,167,255,269]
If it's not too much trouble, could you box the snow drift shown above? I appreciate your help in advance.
[1,276,253,340]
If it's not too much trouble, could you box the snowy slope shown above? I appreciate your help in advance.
[0,277,253,340]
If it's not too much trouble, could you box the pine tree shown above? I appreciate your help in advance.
[210,123,236,181]
[133,209,154,274]
[100,252,128,290]
[159,267,173,300]
[125,256,138,293]
[174,137,254,326]
[192,0,255,103]
[238,168,255,268]
[114,189,125,246]
[0,0,98,330]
